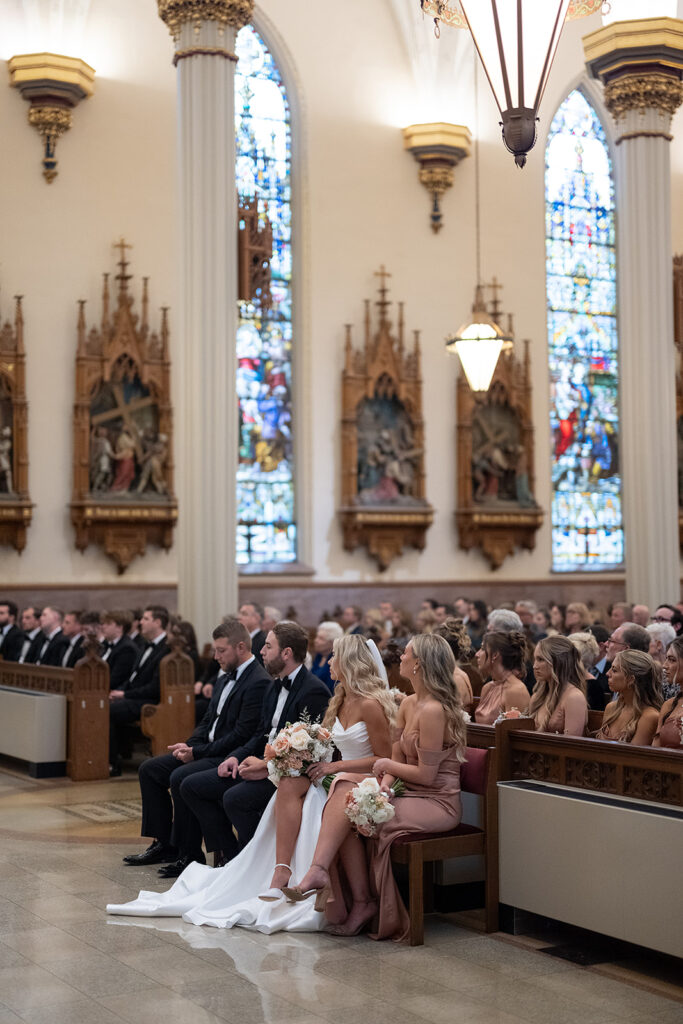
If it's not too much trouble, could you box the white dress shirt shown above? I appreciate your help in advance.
[268,663,302,742]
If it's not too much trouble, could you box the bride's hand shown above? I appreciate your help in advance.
[307,762,331,782]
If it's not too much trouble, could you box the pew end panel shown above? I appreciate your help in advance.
[140,648,194,756]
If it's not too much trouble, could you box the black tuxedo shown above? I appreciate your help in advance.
[109,635,171,766]
[180,665,330,857]
[250,629,267,666]
[136,657,271,857]
[19,628,43,664]
[61,634,86,668]
[36,629,70,667]
[102,635,139,690]
[0,624,25,662]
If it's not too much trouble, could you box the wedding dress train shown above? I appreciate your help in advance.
[106,718,373,934]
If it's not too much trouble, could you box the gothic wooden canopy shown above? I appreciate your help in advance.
[70,240,177,572]
[0,295,33,551]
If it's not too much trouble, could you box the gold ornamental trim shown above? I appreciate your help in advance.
[27,105,72,137]
[615,129,674,144]
[173,45,237,64]
[157,0,254,37]
[604,72,683,119]
[583,17,683,69]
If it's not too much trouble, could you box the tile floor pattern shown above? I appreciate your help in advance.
[0,765,680,1024]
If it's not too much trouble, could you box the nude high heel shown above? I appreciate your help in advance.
[258,863,292,902]
[282,864,333,912]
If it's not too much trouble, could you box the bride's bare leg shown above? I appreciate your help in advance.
[271,776,310,887]
[295,782,354,893]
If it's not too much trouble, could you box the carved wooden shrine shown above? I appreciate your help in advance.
[238,195,273,311]
[0,294,33,551]
[674,253,683,550]
[456,288,542,568]
[339,268,433,570]
[70,240,177,572]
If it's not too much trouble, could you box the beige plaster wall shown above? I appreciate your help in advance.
[0,1,681,596]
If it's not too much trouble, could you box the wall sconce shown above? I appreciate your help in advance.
[8,53,95,183]
[402,122,471,233]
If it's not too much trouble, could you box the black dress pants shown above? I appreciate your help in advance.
[138,753,221,855]
[180,769,275,858]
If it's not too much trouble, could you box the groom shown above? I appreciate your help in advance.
[180,620,330,865]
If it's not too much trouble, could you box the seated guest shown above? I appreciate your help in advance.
[632,604,650,627]
[382,639,411,694]
[379,600,395,637]
[108,605,170,776]
[170,618,201,677]
[101,610,138,689]
[434,602,455,626]
[530,636,588,735]
[122,619,270,877]
[596,650,661,745]
[179,620,330,864]
[487,608,523,633]
[515,600,546,642]
[568,632,605,711]
[61,610,85,667]
[587,624,610,697]
[609,601,633,632]
[660,633,683,702]
[18,606,42,663]
[340,605,363,636]
[363,608,386,641]
[434,617,474,711]
[652,647,683,749]
[548,602,566,635]
[263,606,282,634]
[646,621,676,672]
[311,620,344,693]
[564,602,592,634]
[0,599,24,662]
[453,596,470,620]
[81,610,104,642]
[128,608,145,650]
[238,602,267,666]
[390,607,414,640]
[415,608,438,634]
[466,600,488,650]
[35,606,69,666]
[474,631,530,724]
[534,607,555,636]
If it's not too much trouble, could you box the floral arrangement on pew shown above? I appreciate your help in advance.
[343,777,405,837]
[265,716,335,785]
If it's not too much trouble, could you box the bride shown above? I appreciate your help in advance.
[107,634,394,933]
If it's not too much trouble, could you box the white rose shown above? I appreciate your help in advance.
[357,777,380,795]
[289,729,311,751]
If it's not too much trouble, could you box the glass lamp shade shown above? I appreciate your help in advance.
[446,316,505,391]
[458,0,572,166]
[602,1,677,24]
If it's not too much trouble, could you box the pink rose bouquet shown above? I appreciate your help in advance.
[265,717,335,784]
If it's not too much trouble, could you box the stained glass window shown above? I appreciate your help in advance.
[545,90,623,572]
[235,26,296,565]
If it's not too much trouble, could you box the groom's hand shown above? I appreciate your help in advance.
[238,756,268,780]
[218,756,239,778]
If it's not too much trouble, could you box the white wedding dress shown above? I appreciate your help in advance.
[106,718,372,933]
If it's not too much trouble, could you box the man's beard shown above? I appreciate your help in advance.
[265,653,285,678]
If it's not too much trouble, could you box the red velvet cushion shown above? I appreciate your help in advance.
[460,746,488,795]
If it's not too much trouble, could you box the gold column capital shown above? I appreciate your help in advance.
[157,0,254,37]
[603,71,683,120]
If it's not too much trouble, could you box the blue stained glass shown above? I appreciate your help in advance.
[545,90,623,572]
[235,25,296,565]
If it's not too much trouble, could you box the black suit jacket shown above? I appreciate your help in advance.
[250,629,267,666]
[63,635,86,668]
[104,636,139,690]
[0,624,25,662]
[188,658,271,761]
[20,629,44,664]
[36,630,70,667]
[122,637,171,704]
[230,664,331,763]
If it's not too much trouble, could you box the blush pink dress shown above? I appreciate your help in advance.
[365,730,463,942]
[474,682,505,725]
[657,705,683,749]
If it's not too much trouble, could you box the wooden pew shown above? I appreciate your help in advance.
[140,646,195,756]
[0,647,109,781]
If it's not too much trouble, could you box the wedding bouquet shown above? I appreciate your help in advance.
[343,776,404,837]
[265,717,335,784]
[493,707,529,725]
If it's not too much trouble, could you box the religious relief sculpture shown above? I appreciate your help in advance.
[339,268,433,570]
[674,253,683,550]
[70,241,177,572]
[456,283,542,568]
[0,295,33,550]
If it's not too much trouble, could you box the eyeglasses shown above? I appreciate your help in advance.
[607,635,629,648]
[651,616,673,624]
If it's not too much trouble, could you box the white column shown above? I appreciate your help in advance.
[159,2,253,642]
[613,98,680,608]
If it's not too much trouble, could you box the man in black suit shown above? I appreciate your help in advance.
[35,606,70,666]
[60,610,86,668]
[108,605,170,775]
[127,608,145,651]
[0,600,24,662]
[238,601,267,666]
[180,620,330,864]
[340,604,364,635]
[18,606,43,663]
[123,618,270,876]
[101,610,139,689]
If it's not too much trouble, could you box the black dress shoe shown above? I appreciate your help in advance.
[122,840,178,866]
[109,763,122,778]
[157,852,206,878]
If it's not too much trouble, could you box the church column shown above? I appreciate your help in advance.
[584,19,683,609]
[158,1,253,641]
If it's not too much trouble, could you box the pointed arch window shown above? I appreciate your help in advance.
[545,89,623,572]
[235,25,296,565]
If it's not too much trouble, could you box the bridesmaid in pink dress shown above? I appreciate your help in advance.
[284,633,467,940]
[474,630,531,724]
[653,691,683,750]
[529,635,588,735]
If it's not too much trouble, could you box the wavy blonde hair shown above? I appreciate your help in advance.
[323,634,396,729]
[529,635,586,732]
[410,633,467,760]
[600,650,662,742]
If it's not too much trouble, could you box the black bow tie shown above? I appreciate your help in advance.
[222,669,238,682]
[275,676,291,692]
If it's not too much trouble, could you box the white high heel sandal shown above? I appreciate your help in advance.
[258,863,292,901]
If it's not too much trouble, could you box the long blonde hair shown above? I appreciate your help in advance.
[323,634,396,728]
[410,633,467,759]
[529,635,586,731]
[600,650,662,741]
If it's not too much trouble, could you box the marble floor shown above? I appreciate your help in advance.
[0,764,681,1024]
